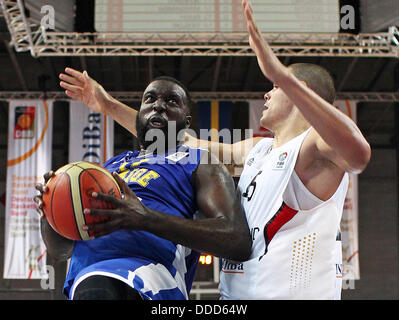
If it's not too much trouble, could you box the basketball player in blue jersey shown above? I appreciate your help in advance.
[35,77,251,300]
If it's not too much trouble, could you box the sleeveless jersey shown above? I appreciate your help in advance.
[63,145,205,300]
[219,129,348,300]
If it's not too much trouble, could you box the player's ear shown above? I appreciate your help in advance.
[185,115,192,128]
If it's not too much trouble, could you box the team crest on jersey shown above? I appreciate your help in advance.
[273,151,289,170]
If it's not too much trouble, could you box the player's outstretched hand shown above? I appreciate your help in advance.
[82,172,150,238]
[241,0,287,84]
[59,67,111,115]
[33,170,55,218]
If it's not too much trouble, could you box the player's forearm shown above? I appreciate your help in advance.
[185,135,231,163]
[105,95,138,136]
[142,209,251,262]
[279,71,371,172]
[185,134,258,167]
[40,218,74,262]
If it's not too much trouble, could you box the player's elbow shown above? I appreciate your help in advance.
[234,238,252,262]
[349,140,371,174]
[227,229,252,262]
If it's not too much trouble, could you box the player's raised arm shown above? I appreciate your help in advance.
[242,0,370,174]
[59,68,138,136]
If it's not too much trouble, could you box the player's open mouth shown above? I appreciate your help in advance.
[148,116,167,128]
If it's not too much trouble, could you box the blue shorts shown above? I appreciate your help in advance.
[65,257,188,300]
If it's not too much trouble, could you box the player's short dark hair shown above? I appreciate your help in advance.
[288,63,336,104]
[151,76,193,113]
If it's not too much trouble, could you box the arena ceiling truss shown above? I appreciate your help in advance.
[0,0,399,101]
[1,0,399,58]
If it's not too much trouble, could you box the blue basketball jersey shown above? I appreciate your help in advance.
[63,145,206,300]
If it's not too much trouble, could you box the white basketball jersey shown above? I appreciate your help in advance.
[220,129,348,300]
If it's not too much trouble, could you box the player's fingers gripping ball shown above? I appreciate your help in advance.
[42,161,122,240]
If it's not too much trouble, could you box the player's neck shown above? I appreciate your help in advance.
[271,107,310,148]
[272,121,310,148]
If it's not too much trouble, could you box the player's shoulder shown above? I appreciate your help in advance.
[103,151,134,168]
[252,137,273,150]
[246,137,274,159]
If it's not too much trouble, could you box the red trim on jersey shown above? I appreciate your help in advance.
[266,203,298,243]
[221,270,244,274]
[261,202,298,259]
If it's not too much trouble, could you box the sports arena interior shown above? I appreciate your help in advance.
[0,0,398,300]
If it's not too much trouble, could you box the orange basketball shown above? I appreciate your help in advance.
[42,161,122,240]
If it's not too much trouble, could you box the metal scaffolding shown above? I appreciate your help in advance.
[0,91,399,102]
[1,0,399,58]
[0,0,41,55]
[31,28,399,58]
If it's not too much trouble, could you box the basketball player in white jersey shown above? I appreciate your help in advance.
[218,1,370,299]
[58,1,370,299]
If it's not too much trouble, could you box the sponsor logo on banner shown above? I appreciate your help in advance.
[69,101,114,164]
[13,106,36,139]
[81,112,102,163]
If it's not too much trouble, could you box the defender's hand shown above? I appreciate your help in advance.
[242,0,287,84]
[59,67,111,115]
